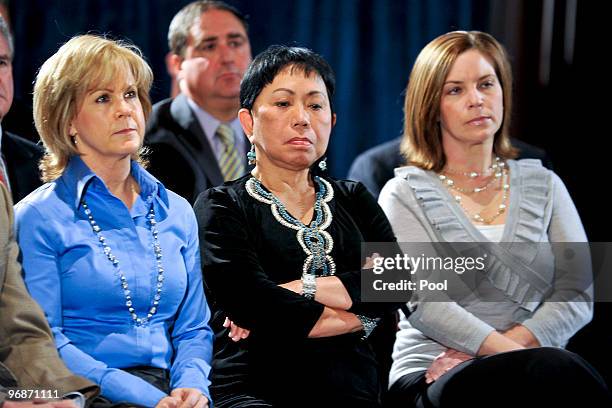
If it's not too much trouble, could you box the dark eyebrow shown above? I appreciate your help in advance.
[271,89,325,97]
[0,54,10,61]
[197,32,245,46]
[197,36,218,45]
[227,32,246,40]
[307,91,325,97]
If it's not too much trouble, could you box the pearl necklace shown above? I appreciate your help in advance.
[438,168,504,194]
[82,199,164,327]
[450,171,510,224]
[445,156,504,179]
[245,176,336,277]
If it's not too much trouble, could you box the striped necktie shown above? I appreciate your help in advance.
[0,156,10,191]
[216,124,245,181]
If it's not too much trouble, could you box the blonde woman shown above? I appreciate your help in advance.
[15,35,212,408]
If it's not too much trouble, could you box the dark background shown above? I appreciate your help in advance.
[5,0,609,383]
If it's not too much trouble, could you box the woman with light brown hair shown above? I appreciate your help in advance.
[15,35,213,408]
[379,31,609,407]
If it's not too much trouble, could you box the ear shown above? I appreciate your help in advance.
[331,113,337,128]
[167,53,183,80]
[68,122,77,137]
[238,108,255,143]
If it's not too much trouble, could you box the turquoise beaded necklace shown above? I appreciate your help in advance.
[246,176,336,277]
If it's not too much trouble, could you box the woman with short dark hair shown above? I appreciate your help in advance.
[195,45,401,407]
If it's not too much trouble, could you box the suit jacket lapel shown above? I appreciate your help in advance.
[170,95,224,186]
[2,131,42,203]
[0,184,9,286]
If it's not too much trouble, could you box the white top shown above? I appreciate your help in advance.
[476,224,505,242]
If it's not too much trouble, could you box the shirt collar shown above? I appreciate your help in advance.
[62,156,169,210]
[185,96,243,146]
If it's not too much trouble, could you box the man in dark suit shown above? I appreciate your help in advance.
[145,1,252,203]
[0,15,42,204]
[347,136,553,199]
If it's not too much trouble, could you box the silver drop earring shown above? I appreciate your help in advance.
[318,157,327,171]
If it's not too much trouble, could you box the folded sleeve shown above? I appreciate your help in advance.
[194,188,325,340]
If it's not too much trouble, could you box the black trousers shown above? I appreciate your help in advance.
[385,348,611,408]
[89,366,170,408]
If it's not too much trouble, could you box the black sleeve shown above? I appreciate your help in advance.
[194,187,325,340]
[333,181,404,316]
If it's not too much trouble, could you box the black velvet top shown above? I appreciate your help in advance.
[194,174,400,407]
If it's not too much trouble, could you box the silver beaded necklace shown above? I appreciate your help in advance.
[81,199,164,327]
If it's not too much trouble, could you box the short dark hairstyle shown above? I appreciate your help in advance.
[168,0,249,57]
[240,45,336,114]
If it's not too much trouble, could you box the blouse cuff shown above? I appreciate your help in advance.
[520,318,554,347]
[170,361,212,401]
[98,368,166,406]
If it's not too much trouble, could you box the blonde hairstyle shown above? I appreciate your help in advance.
[401,30,518,171]
[33,34,153,182]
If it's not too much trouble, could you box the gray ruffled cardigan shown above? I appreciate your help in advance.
[379,159,593,387]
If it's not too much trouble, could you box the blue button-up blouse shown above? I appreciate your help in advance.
[14,156,213,406]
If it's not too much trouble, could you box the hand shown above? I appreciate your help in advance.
[155,396,181,408]
[362,252,382,269]
[278,279,301,294]
[155,395,181,408]
[170,388,209,408]
[4,401,77,408]
[177,57,210,88]
[223,316,250,342]
[425,349,473,384]
[502,324,540,348]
